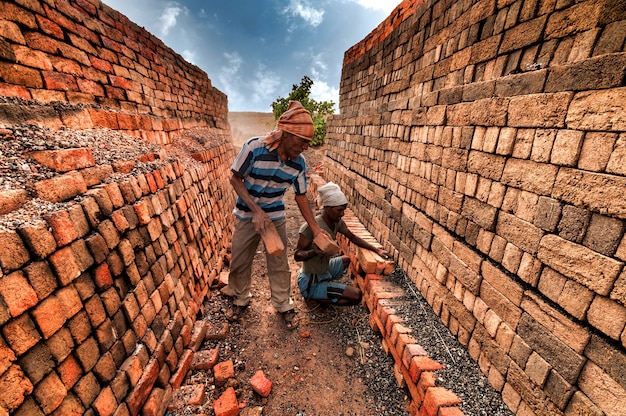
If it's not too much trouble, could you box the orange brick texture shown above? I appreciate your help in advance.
[0,141,237,416]
[325,0,626,415]
[0,0,228,144]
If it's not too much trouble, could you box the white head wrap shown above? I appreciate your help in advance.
[317,182,348,207]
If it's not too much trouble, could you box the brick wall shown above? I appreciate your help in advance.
[0,0,237,414]
[326,0,626,415]
[0,0,228,144]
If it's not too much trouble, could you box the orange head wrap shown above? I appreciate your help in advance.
[262,101,314,151]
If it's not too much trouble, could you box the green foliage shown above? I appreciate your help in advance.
[271,76,335,146]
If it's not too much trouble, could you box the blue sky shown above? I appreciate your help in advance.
[101,0,401,112]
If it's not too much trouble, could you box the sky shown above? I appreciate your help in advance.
[101,0,402,112]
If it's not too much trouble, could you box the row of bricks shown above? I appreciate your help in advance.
[0,143,236,414]
[327,137,626,346]
[308,175,466,416]
[0,0,227,121]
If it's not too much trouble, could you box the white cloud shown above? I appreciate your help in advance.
[350,0,401,14]
[310,79,339,108]
[250,65,281,104]
[181,49,197,64]
[159,5,183,35]
[283,0,324,27]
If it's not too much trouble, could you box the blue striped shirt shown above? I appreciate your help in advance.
[231,136,308,220]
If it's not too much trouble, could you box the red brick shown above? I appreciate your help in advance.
[73,372,100,408]
[0,337,15,375]
[143,386,172,415]
[213,359,234,387]
[92,386,117,416]
[0,271,38,317]
[0,82,31,99]
[35,14,64,39]
[0,62,44,88]
[17,222,57,258]
[88,108,119,129]
[3,314,40,355]
[0,365,33,412]
[127,358,160,415]
[32,295,66,338]
[190,348,219,371]
[29,148,95,173]
[57,285,83,319]
[33,369,67,414]
[42,70,78,91]
[13,45,53,70]
[0,229,30,271]
[74,0,97,15]
[58,354,82,389]
[33,171,87,203]
[0,2,37,28]
[408,356,444,384]
[93,262,113,289]
[213,387,238,416]
[421,387,462,416]
[0,189,28,215]
[402,344,428,369]
[48,246,82,285]
[23,261,57,299]
[89,56,113,73]
[250,370,272,398]
[44,210,78,246]
[76,77,104,96]
[170,349,193,389]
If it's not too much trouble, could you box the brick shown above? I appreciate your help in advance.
[408,356,443,384]
[34,171,87,203]
[45,326,73,363]
[213,359,234,387]
[579,132,618,173]
[32,295,66,339]
[170,349,191,389]
[539,234,622,296]
[28,148,95,172]
[577,361,626,415]
[583,213,624,257]
[546,54,626,93]
[0,229,30,271]
[213,387,238,416]
[0,62,43,88]
[17,222,57,258]
[0,189,28,215]
[496,211,544,255]
[92,386,117,416]
[607,133,626,176]
[421,387,461,416]
[78,165,111,188]
[567,88,626,132]
[3,313,40,355]
[500,16,547,53]
[48,246,82,285]
[126,358,159,416]
[73,372,99,408]
[58,354,82,389]
[0,271,38,317]
[250,369,272,397]
[189,348,219,372]
[587,295,626,341]
[17,342,54,385]
[545,1,604,40]
[0,365,33,412]
[509,92,571,128]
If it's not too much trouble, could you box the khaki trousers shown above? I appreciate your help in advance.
[228,217,293,312]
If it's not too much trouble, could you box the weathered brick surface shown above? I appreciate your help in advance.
[325,0,626,414]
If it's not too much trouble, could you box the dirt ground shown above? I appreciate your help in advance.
[167,115,409,415]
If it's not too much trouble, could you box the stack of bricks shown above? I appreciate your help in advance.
[325,0,626,415]
[0,0,229,143]
[308,174,465,415]
[0,141,237,414]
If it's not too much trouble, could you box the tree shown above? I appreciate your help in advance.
[271,76,335,146]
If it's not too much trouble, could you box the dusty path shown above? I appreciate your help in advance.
[193,146,410,415]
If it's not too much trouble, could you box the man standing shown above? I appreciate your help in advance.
[227,101,323,330]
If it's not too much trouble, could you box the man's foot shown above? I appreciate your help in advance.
[225,304,248,322]
[280,309,299,330]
